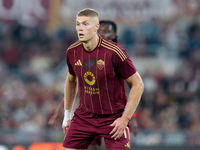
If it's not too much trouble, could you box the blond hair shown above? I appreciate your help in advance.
[77,8,99,23]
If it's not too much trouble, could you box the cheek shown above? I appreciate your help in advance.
[88,28,95,35]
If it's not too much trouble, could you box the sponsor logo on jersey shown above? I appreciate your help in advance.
[84,71,95,85]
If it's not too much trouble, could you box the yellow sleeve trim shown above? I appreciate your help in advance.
[67,41,82,51]
[102,39,127,60]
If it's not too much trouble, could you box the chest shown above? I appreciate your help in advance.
[71,49,114,79]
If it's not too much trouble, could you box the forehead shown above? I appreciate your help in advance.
[76,16,91,22]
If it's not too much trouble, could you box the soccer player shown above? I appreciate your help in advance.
[49,20,138,132]
[62,8,144,150]
[49,20,138,150]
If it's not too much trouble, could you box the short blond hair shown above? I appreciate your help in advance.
[77,8,99,23]
[77,8,98,17]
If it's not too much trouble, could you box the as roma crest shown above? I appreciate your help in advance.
[97,59,105,70]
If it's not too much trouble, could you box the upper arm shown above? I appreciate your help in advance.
[125,72,144,88]
[112,47,137,79]
[65,72,77,88]
[67,72,77,83]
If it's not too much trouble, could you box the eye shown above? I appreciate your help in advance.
[76,23,80,26]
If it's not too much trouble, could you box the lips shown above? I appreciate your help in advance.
[79,33,84,38]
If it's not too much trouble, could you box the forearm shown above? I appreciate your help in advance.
[64,73,78,110]
[122,72,144,121]
[122,85,143,120]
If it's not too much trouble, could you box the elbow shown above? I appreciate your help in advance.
[138,79,144,94]
[130,79,144,94]
[141,80,144,93]
[137,79,144,94]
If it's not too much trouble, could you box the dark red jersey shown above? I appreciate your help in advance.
[66,37,137,114]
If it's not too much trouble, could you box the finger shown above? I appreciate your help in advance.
[109,126,117,135]
[110,122,115,127]
[67,120,71,126]
[62,126,67,134]
[111,130,123,140]
[111,127,121,138]
[111,131,119,139]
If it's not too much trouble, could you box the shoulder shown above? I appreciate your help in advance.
[66,40,82,57]
[67,40,82,51]
[100,37,118,47]
[100,37,127,61]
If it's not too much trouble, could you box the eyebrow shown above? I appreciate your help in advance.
[76,20,90,24]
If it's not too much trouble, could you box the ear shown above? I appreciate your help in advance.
[94,23,100,32]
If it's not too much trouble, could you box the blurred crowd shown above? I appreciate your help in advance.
[0,11,200,144]
[125,16,200,133]
[0,21,75,134]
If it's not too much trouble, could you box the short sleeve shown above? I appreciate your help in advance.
[112,47,136,79]
[66,50,76,75]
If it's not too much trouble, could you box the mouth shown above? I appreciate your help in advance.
[79,33,84,38]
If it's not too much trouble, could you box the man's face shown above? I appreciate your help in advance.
[76,16,98,42]
[98,24,116,41]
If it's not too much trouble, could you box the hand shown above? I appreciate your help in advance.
[48,113,59,125]
[109,117,129,140]
[129,117,137,138]
[62,120,71,134]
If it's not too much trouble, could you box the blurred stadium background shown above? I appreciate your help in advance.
[0,0,200,149]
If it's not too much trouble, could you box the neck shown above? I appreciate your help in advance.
[83,34,99,51]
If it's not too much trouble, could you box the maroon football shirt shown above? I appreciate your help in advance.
[66,37,137,114]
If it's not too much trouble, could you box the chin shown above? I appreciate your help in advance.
[79,38,87,43]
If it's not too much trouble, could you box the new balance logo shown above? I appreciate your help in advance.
[75,60,82,66]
